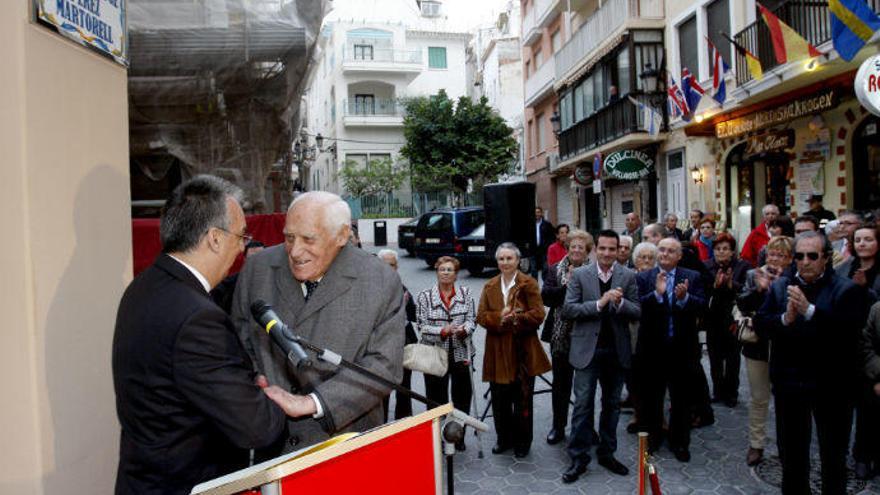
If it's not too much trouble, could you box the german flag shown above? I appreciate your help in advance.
[758,2,822,64]
[721,32,764,81]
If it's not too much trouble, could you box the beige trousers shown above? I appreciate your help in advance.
[746,357,771,449]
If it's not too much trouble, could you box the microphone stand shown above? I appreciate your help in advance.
[289,334,487,495]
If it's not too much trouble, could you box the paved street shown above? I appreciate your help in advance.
[372,245,880,495]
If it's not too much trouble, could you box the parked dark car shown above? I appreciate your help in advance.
[397,216,420,256]
[456,224,494,275]
[413,207,485,268]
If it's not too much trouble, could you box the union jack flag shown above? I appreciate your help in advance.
[667,75,689,120]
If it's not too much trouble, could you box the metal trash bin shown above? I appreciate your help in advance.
[373,220,387,246]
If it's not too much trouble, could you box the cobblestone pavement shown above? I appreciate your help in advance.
[378,246,880,494]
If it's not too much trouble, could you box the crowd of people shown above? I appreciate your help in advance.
[396,202,880,493]
[112,174,880,494]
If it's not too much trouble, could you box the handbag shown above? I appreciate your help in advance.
[403,343,448,377]
[731,306,758,344]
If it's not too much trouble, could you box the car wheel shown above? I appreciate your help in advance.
[405,249,415,257]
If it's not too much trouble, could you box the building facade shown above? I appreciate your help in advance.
[303,0,470,201]
[662,0,880,239]
[470,1,525,180]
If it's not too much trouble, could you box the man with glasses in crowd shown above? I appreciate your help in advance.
[756,231,869,494]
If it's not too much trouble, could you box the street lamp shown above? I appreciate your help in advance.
[315,133,324,150]
[690,164,704,184]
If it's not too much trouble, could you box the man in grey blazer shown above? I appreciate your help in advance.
[232,191,405,456]
[561,230,641,483]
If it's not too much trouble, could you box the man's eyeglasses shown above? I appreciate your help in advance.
[217,227,254,245]
[793,252,820,261]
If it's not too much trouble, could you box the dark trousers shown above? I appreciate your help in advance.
[567,347,625,462]
[551,352,574,432]
[692,351,714,424]
[852,384,880,464]
[774,387,853,495]
[707,325,741,401]
[424,362,472,414]
[383,369,413,422]
[639,357,695,450]
[490,376,536,451]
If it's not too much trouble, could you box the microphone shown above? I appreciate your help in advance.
[250,300,312,369]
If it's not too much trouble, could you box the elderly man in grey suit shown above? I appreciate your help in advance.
[232,191,405,455]
[561,230,641,483]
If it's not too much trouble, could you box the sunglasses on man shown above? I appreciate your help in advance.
[793,252,821,261]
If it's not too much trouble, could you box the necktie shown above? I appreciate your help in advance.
[304,280,319,301]
[666,271,675,339]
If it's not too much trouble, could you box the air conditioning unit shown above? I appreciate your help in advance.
[547,153,559,170]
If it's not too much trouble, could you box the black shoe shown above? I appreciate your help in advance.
[711,395,723,404]
[562,460,588,483]
[598,456,629,476]
[620,396,634,411]
[692,412,715,428]
[514,447,530,458]
[626,421,639,434]
[492,443,511,455]
[455,439,466,452]
[723,398,738,408]
[546,428,565,445]
[671,447,691,462]
[647,440,662,455]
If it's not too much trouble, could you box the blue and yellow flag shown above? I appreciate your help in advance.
[830,0,880,62]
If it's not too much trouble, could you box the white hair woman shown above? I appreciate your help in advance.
[477,242,551,458]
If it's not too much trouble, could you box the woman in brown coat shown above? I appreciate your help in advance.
[477,242,551,458]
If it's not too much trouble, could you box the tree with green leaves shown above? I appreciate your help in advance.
[400,90,517,203]
[339,156,409,197]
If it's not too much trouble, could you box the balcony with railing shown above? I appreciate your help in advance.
[522,0,562,46]
[733,0,880,86]
[341,47,422,74]
[557,93,665,164]
[555,0,664,83]
[342,98,404,127]
[525,54,556,106]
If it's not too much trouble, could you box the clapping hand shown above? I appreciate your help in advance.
[674,279,689,301]
[453,324,468,340]
[853,269,868,287]
[786,286,810,315]
[655,271,668,298]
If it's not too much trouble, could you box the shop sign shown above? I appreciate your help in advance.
[603,150,654,180]
[573,164,594,186]
[745,129,795,156]
[36,0,128,66]
[856,54,880,117]
[715,89,837,139]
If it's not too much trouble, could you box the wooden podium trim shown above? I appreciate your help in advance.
[195,403,453,495]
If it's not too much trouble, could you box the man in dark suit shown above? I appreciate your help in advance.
[232,191,405,454]
[531,206,556,279]
[636,237,707,462]
[112,176,306,495]
[561,230,641,482]
[755,231,868,494]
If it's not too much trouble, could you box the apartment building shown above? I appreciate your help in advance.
[303,0,470,197]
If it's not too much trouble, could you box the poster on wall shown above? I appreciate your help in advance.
[795,161,825,213]
[35,0,128,66]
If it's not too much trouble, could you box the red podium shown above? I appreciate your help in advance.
[191,404,453,495]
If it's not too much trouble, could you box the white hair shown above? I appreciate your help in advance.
[376,249,398,262]
[632,241,657,260]
[619,235,633,247]
[762,204,779,215]
[495,242,521,260]
[289,191,351,235]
